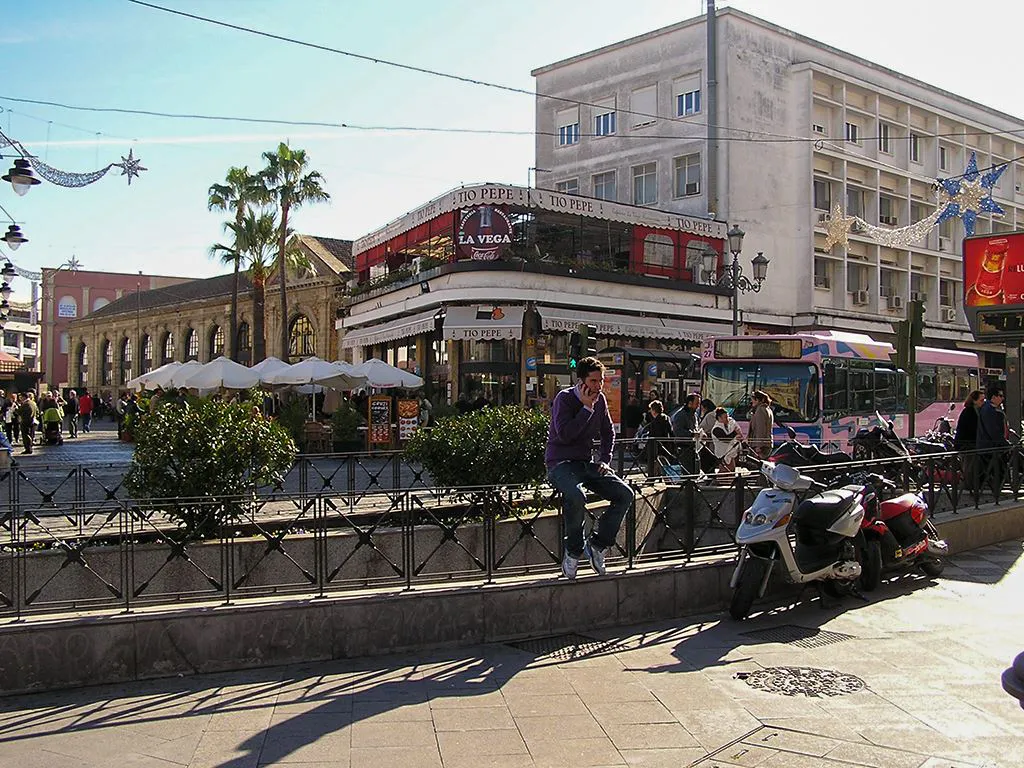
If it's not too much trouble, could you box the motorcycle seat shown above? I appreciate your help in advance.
[794,488,858,530]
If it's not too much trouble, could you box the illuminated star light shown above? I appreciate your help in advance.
[824,204,857,250]
[114,149,147,185]
[937,151,1006,236]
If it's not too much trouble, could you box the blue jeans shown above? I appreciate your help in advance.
[548,460,634,558]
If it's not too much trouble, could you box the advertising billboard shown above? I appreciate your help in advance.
[963,231,1024,340]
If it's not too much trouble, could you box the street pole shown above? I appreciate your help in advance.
[136,274,141,378]
[731,253,740,335]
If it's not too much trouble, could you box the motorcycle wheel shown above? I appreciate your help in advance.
[860,539,883,592]
[729,557,768,620]
[919,558,944,579]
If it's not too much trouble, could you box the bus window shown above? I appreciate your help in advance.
[937,366,955,402]
[822,358,848,418]
[955,369,974,401]
[917,365,937,406]
[849,361,874,414]
[875,366,900,412]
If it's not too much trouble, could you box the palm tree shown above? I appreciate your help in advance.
[207,167,265,361]
[211,211,309,363]
[259,143,330,361]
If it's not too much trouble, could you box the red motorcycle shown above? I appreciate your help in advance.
[858,482,947,590]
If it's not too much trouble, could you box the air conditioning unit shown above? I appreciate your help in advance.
[879,215,898,226]
[942,307,957,322]
[887,294,904,310]
[816,211,829,224]
[910,291,926,302]
[938,237,951,252]
[411,257,422,274]
[852,290,870,306]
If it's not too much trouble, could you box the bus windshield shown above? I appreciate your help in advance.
[702,362,820,422]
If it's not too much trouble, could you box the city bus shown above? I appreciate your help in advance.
[700,331,981,448]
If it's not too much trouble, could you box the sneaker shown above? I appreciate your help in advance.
[561,551,579,580]
[585,541,608,576]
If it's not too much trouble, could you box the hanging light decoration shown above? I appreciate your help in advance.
[1,224,27,250]
[1,262,16,281]
[2,158,41,196]
[0,282,11,301]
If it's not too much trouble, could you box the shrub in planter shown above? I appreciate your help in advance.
[330,403,365,450]
[125,398,297,536]
[404,405,549,488]
[276,396,309,445]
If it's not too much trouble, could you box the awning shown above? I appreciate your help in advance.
[443,305,525,341]
[341,308,439,349]
[539,306,726,342]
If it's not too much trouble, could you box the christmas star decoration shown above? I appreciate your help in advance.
[824,204,857,250]
[936,151,1006,236]
[114,149,147,185]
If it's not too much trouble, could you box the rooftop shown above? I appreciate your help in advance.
[86,272,252,321]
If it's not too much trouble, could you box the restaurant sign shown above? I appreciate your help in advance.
[457,205,513,260]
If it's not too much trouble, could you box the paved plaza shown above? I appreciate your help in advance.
[0,540,1020,767]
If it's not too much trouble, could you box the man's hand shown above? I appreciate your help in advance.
[597,462,614,475]
[577,382,599,409]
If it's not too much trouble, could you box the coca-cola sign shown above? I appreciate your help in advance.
[457,205,513,261]
[964,232,1024,340]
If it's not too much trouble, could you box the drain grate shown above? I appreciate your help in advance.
[737,666,865,698]
[740,624,854,649]
[506,633,624,661]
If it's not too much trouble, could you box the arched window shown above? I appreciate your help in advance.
[162,331,175,364]
[288,314,316,358]
[102,340,113,386]
[209,325,225,360]
[184,328,199,361]
[93,297,110,312]
[120,337,133,385]
[76,342,88,388]
[237,322,251,365]
[141,334,153,374]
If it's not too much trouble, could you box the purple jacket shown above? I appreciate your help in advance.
[545,386,614,468]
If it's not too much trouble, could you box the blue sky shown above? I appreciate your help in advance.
[4,0,1023,300]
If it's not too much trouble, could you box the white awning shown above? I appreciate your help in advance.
[539,306,726,342]
[341,309,439,349]
[443,305,525,341]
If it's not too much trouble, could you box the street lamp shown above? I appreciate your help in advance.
[2,159,40,197]
[702,224,770,335]
[1,224,27,250]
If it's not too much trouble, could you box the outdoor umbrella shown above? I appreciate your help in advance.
[165,360,205,388]
[353,358,424,389]
[250,355,292,384]
[264,357,367,417]
[127,361,183,391]
[180,356,262,390]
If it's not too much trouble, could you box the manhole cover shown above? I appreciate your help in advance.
[740,624,853,648]
[506,633,623,661]
[737,666,865,697]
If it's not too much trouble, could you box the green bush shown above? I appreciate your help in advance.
[125,398,297,536]
[330,402,365,446]
[404,405,549,488]
[276,396,308,444]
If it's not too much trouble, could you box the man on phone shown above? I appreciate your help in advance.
[545,357,634,580]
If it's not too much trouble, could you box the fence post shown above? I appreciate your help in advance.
[626,482,636,570]
[683,480,696,554]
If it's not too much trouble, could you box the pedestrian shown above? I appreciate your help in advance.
[418,395,432,428]
[115,392,128,438]
[1,392,16,444]
[671,393,701,475]
[711,407,743,476]
[622,394,644,440]
[955,389,983,491]
[977,385,1010,493]
[644,399,674,477]
[79,388,93,433]
[545,356,634,580]
[697,398,718,475]
[747,390,776,459]
[17,393,37,455]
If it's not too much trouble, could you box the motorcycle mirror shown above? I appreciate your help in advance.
[785,425,798,440]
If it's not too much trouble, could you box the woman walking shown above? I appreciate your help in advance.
[644,400,674,477]
[955,390,983,490]
[747,390,775,459]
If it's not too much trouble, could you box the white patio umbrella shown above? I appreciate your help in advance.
[127,361,183,391]
[250,355,292,384]
[264,356,367,417]
[180,356,262,390]
[165,360,205,388]
[353,358,424,389]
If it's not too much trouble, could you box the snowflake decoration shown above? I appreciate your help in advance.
[114,149,147,186]
[937,152,1006,236]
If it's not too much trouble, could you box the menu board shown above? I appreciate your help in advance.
[605,369,623,434]
[397,399,420,441]
[368,395,392,445]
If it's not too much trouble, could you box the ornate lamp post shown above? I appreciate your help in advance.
[702,225,770,335]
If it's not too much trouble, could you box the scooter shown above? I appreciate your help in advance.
[729,462,867,620]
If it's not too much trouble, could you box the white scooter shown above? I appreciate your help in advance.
[729,462,867,620]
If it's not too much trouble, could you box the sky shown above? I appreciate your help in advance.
[4,0,1024,302]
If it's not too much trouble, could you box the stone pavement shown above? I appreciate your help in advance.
[0,541,1021,767]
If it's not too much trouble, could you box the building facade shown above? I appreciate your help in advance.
[532,7,1024,369]
[2,300,40,372]
[65,236,351,396]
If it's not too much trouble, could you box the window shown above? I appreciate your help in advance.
[939,217,953,240]
[594,108,616,137]
[813,177,831,210]
[910,133,921,163]
[917,365,937,406]
[77,343,88,387]
[162,331,175,364]
[556,107,580,147]
[142,334,153,373]
[845,122,860,144]
[555,179,579,196]
[630,85,657,128]
[2,331,16,348]
[939,145,948,171]
[676,89,701,117]
[209,325,225,359]
[289,314,316,358]
[939,279,956,307]
[847,263,867,292]
[879,195,897,225]
[875,365,905,411]
[846,187,864,218]
[102,340,113,386]
[184,329,198,361]
[823,358,849,418]
[59,331,69,354]
[92,297,110,312]
[910,201,928,224]
[878,123,892,154]
[814,258,831,289]
[849,361,873,413]
[910,273,926,299]
[879,268,898,297]
[673,153,701,197]
[632,163,657,205]
[237,322,251,364]
[120,337,133,385]
[642,234,674,268]
[592,171,616,201]
[701,363,819,422]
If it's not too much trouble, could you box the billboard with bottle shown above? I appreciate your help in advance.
[964,231,1024,339]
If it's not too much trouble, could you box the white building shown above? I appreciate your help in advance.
[532,6,1024,364]
[2,301,40,372]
